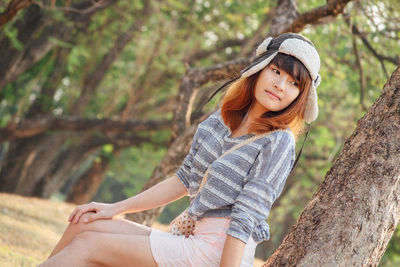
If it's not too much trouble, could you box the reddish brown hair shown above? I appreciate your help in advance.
[220,53,312,140]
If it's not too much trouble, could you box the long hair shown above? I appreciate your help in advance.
[220,53,312,141]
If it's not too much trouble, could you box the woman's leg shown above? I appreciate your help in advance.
[48,212,152,258]
[40,231,158,267]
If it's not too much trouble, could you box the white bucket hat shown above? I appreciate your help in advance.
[241,33,321,123]
[204,32,322,123]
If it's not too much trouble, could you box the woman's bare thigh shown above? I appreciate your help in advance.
[76,231,158,267]
[67,212,152,237]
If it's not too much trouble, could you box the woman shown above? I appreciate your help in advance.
[39,32,321,267]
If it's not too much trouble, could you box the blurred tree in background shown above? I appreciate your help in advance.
[0,0,399,264]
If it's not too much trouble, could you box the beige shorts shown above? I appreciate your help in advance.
[149,217,257,267]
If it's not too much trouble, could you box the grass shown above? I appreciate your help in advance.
[0,193,264,266]
[0,193,77,266]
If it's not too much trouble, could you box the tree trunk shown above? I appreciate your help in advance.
[12,132,71,195]
[0,46,70,194]
[263,65,400,266]
[66,148,120,204]
[32,134,105,198]
[0,134,48,193]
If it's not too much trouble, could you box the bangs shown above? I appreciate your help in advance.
[270,53,311,88]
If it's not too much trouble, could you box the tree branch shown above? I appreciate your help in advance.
[352,33,368,111]
[34,0,110,14]
[284,0,352,33]
[347,20,399,78]
[0,0,34,27]
[0,116,171,143]
[184,39,246,63]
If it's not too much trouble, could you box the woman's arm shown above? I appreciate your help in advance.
[114,174,188,215]
[69,175,188,223]
[220,235,246,267]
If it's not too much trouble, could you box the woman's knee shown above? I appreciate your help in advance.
[67,212,96,234]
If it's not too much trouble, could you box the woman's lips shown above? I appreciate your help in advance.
[266,90,280,100]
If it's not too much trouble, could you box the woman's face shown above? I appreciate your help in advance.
[253,64,301,113]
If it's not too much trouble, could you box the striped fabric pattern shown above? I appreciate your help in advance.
[176,109,295,244]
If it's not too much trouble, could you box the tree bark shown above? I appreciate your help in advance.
[283,0,352,33]
[263,65,400,266]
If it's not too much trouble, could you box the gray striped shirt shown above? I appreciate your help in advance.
[176,109,295,243]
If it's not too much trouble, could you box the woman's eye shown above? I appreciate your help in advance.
[291,81,299,87]
[272,68,280,74]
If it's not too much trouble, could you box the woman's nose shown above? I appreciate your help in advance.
[274,79,286,91]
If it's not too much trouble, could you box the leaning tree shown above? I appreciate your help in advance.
[263,64,400,266]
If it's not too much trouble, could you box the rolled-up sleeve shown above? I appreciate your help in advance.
[226,131,295,243]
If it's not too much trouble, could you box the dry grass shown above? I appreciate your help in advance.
[0,193,264,266]
[0,193,76,266]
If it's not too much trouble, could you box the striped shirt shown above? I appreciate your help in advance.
[176,109,295,244]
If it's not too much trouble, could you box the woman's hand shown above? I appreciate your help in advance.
[66,175,187,224]
[68,202,117,224]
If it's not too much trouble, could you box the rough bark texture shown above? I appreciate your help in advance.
[269,0,298,36]
[263,65,400,266]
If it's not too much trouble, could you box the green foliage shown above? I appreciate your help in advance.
[101,144,114,154]
[3,24,23,51]
[380,225,400,266]
[158,197,190,224]
[94,141,167,203]
[66,45,91,73]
